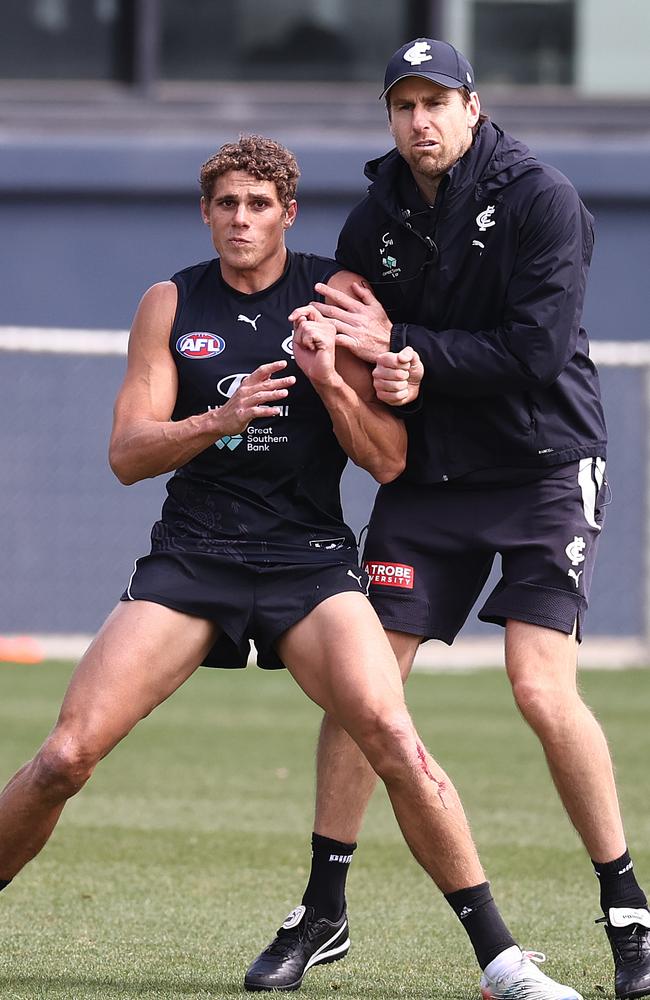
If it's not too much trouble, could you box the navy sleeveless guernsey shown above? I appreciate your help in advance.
[150,251,357,562]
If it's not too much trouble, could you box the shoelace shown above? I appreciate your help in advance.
[522,952,547,966]
[599,919,649,963]
[264,925,303,957]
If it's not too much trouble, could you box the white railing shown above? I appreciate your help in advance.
[1,327,649,668]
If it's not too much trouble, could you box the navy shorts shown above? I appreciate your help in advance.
[121,550,370,669]
[362,459,608,644]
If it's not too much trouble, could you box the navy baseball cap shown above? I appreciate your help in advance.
[380,38,475,99]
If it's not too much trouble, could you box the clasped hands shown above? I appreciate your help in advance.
[289,281,423,406]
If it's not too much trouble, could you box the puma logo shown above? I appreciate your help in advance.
[237,313,261,331]
[347,569,369,595]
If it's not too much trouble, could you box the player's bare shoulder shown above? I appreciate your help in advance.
[133,281,178,333]
[128,280,178,357]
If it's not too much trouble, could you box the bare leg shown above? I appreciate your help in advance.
[313,629,419,842]
[505,619,626,862]
[0,601,218,880]
[278,596,484,893]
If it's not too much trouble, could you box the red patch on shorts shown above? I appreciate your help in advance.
[364,561,414,589]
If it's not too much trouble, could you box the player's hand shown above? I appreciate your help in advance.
[290,281,392,364]
[205,360,295,437]
[373,347,424,406]
[291,306,340,387]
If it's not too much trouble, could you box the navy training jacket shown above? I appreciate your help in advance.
[336,120,608,484]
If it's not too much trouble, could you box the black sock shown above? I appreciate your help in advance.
[593,849,648,916]
[445,882,517,970]
[0,879,10,891]
[301,833,356,922]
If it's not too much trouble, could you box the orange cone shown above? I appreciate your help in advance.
[0,636,45,664]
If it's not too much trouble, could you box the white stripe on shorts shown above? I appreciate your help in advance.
[126,558,140,600]
[577,457,605,531]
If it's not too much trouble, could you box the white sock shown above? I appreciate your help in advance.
[483,945,524,979]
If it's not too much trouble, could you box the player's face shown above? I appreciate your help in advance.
[201,171,297,284]
[388,79,480,198]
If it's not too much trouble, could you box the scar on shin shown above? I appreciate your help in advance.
[416,742,448,809]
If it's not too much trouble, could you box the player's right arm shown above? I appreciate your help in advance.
[109,282,294,485]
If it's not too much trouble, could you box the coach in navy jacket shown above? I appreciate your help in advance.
[335,119,607,482]
[250,37,650,1000]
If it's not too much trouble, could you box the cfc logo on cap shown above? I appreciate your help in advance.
[176,333,226,359]
[403,41,432,66]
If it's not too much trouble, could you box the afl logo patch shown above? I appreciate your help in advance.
[176,332,225,359]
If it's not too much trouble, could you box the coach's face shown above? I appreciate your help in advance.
[388,78,480,198]
[201,171,297,282]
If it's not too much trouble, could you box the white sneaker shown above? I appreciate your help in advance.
[480,946,583,1000]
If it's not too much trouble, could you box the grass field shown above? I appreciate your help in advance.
[0,661,647,1000]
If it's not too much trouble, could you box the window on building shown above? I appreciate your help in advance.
[0,0,129,80]
[159,0,422,82]
[470,1,575,86]
[0,0,430,85]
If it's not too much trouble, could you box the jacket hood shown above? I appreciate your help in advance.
[364,120,537,221]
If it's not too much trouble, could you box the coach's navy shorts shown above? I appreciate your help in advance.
[363,459,608,644]
[120,551,370,669]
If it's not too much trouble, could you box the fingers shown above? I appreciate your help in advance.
[288,304,324,323]
[247,403,284,419]
[293,311,337,353]
[374,378,410,396]
[376,348,423,377]
[334,332,361,352]
[222,382,290,428]
[314,281,358,309]
[350,280,378,305]
[373,373,412,405]
[372,347,423,407]
[410,350,425,381]
[377,349,412,370]
[245,360,295,396]
[315,280,377,309]
[373,366,410,389]
[245,382,292,404]
[247,359,292,384]
[235,362,294,407]
[311,304,365,339]
[397,346,416,364]
[212,360,297,438]
[293,326,321,351]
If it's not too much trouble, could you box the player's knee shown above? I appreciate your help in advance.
[354,710,418,781]
[510,672,578,735]
[32,733,99,798]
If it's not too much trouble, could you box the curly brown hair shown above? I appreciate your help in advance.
[199,135,300,209]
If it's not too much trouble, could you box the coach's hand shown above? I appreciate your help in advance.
[209,360,295,437]
[297,281,392,364]
[292,306,340,388]
[373,348,424,406]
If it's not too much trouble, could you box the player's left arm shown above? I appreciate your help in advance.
[322,270,424,407]
[329,341,407,483]
[291,271,406,483]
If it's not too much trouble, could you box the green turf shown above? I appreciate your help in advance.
[0,661,647,999]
